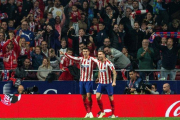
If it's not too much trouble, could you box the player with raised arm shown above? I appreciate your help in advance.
[60,48,96,118]
[95,50,117,118]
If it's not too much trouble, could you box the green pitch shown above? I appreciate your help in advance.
[3,118,180,120]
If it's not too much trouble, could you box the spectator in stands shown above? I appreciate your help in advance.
[16,21,34,47]
[68,28,89,56]
[98,38,111,51]
[125,21,145,60]
[59,48,74,80]
[49,48,60,70]
[122,47,133,61]
[30,46,43,70]
[162,83,175,94]
[141,0,153,14]
[41,41,49,58]
[0,32,5,69]
[37,58,52,81]
[137,39,154,80]
[132,1,143,24]
[154,38,180,80]
[78,13,87,32]
[125,69,143,94]
[21,0,33,18]
[22,58,37,80]
[1,21,9,39]
[55,14,66,40]
[58,39,67,59]
[49,0,64,19]
[145,83,159,94]
[104,46,131,70]
[43,24,61,54]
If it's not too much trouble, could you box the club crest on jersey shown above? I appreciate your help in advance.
[81,65,89,68]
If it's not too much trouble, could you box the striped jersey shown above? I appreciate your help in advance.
[60,56,74,70]
[96,59,115,84]
[64,53,96,81]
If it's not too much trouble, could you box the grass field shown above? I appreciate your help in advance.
[2,118,180,120]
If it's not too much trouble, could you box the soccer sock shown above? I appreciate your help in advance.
[90,100,92,112]
[97,100,104,112]
[110,100,115,115]
[86,100,91,113]
[83,99,88,113]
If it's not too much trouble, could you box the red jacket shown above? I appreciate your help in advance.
[70,11,81,23]
[60,56,74,71]
[2,39,19,70]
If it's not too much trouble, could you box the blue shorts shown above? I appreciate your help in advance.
[79,81,93,94]
[96,83,113,96]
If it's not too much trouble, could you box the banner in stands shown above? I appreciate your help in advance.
[0,94,180,118]
[0,81,180,94]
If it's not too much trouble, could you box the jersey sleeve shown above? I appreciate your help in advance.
[64,53,82,62]
[90,57,98,64]
[108,61,115,71]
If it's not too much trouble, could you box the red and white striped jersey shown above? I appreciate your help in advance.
[64,53,96,81]
[96,59,115,84]
[60,56,74,70]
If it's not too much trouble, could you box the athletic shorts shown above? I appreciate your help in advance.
[96,83,113,96]
[79,81,93,94]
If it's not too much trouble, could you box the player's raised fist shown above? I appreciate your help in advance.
[112,82,116,87]
[60,51,64,55]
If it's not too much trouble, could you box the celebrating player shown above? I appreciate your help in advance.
[60,47,96,118]
[95,50,117,118]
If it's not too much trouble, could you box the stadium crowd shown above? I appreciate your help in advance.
[0,0,180,81]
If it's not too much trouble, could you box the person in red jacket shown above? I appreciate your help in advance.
[58,48,74,80]
[2,37,19,70]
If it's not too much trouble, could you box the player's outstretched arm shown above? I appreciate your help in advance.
[112,69,117,87]
[60,51,81,62]
[95,71,100,84]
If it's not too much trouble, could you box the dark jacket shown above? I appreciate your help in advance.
[126,77,143,93]
[94,29,108,50]
[154,38,180,70]
[161,90,175,94]
[21,0,33,17]
[22,65,37,80]
[30,51,44,70]
[120,17,133,33]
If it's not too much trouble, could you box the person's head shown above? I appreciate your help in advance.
[83,1,88,9]
[172,19,180,28]
[103,38,111,47]
[147,23,153,30]
[92,18,98,25]
[82,47,90,57]
[119,24,124,31]
[161,23,168,31]
[7,41,14,50]
[54,0,61,8]
[134,22,140,30]
[142,39,149,49]
[103,46,111,55]
[163,83,170,93]
[35,46,41,54]
[98,50,106,61]
[122,47,128,54]
[72,5,78,12]
[167,38,173,48]
[19,37,26,47]
[132,1,139,10]
[18,85,24,94]
[146,12,152,20]
[99,22,105,31]
[1,21,7,31]
[151,83,157,92]
[8,0,15,4]
[21,21,28,30]
[46,24,53,33]
[161,37,167,44]
[67,48,73,55]
[127,0,133,5]
[79,42,86,51]
[113,24,119,33]
[142,0,149,4]
[34,1,39,8]
[25,43,30,51]
[81,14,86,22]
[8,20,14,27]
[8,30,15,39]
[47,12,53,19]
[79,28,85,36]
[129,69,137,80]
[125,7,132,17]
[24,58,31,68]
[0,32,5,41]
[141,22,147,31]
[47,0,53,6]
[49,48,55,57]
[41,41,48,50]
[105,6,112,14]
[61,39,66,48]
[42,58,50,67]
[55,16,61,24]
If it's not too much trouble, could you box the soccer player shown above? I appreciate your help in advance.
[95,50,117,118]
[60,48,96,118]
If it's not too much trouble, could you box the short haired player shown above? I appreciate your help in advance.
[60,47,96,118]
[95,50,117,118]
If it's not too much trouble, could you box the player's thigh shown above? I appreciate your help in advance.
[96,84,104,100]
[105,83,114,96]
[85,81,93,94]
[79,81,86,95]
